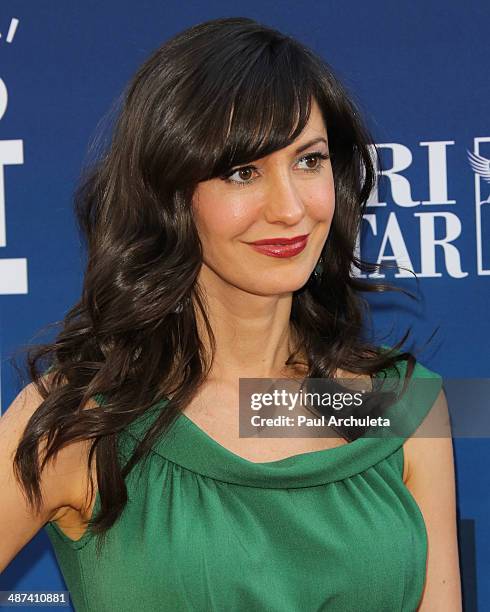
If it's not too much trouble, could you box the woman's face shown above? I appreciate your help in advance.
[192,98,335,298]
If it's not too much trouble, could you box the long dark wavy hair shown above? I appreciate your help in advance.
[11,16,430,540]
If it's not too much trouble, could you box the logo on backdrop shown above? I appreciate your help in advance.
[355,138,490,278]
[0,17,19,44]
[0,16,25,297]
[467,139,490,275]
[0,92,25,295]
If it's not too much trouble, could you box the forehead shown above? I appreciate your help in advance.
[278,98,328,155]
[303,98,327,134]
[270,99,328,157]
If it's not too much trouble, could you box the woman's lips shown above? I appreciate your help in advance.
[247,235,309,258]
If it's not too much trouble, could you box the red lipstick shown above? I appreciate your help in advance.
[247,234,309,258]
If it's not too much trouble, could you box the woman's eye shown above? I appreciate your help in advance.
[297,152,329,172]
[225,166,258,185]
[220,151,329,187]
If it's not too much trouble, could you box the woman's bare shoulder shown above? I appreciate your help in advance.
[0,379,99,569]
[402,387,451,483]
[0,378,97,520]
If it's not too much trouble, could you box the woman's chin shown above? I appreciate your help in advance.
[240,275,314,296]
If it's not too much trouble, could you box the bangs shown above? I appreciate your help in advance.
[197,41,317,180]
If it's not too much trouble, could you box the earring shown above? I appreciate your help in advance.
[172,301,184,314]
[312,254,324,280]
[171,294,191,314]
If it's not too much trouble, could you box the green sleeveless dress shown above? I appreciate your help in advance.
[44,356,443,611]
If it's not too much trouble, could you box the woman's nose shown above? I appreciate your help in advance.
[263,172,306,225]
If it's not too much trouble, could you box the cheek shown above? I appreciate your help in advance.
[307,176,335,222]
[194,194,258,240]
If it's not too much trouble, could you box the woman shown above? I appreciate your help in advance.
[0,16,461,611]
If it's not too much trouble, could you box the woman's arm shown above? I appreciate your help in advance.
[403,388,462,611]
[0,382,91,572]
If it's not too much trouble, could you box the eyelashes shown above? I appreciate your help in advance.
[220,151,330,188]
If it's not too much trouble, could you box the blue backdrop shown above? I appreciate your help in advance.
[0,1,488,610]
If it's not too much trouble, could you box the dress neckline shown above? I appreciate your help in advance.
[176,408,360,466]
[170,368,386,468]
[123,405,406,488]
[116,356,443,488]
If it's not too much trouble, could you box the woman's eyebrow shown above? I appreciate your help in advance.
[295,137,328,154]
